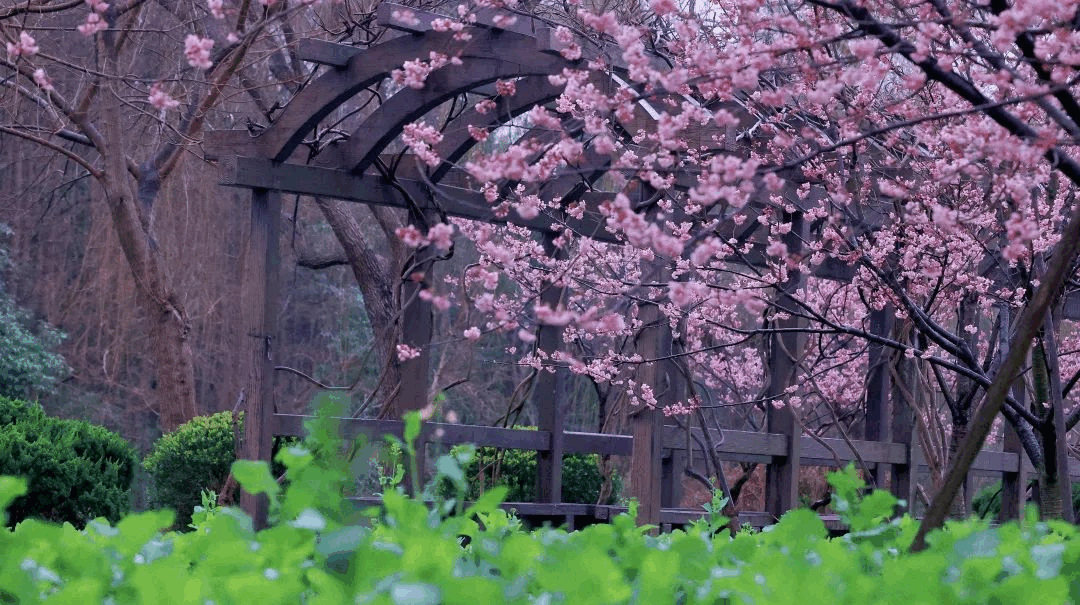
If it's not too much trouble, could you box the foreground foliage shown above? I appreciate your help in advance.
[2,405,1079,604]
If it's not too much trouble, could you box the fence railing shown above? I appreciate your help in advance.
[273,412,1076,529]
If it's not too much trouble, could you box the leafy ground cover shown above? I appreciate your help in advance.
[1,403,1078,604]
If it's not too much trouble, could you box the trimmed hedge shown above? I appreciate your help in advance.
[0,396,135,528]
[143,411,295,529]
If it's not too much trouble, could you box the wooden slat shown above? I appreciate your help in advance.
[203,130,260,160]
[218,157,620,243]
[799,436,908,465]
[661,446,687,508]
[297,39,361,68]
[274,414,550,450]
[564,431,632,455]
[661,425,787,457]
[348,496,847,531]
[970,450,1021,474]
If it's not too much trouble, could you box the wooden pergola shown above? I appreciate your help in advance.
[206,3,1080,530]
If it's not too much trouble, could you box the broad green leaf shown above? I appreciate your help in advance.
[290,508,327,532]
[403,412,422,450]
[1031,543,1066,580]
[391,582,440,605]
[232,460,281,499]
[435,454,464,484]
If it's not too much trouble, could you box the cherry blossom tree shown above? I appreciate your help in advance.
[371,0,1080,530]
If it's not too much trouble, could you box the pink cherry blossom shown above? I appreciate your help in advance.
[208,0,225,19]
[77,13,107,36]
[184,34,214,70]
[395,344,422,361]
[32,68,53,91]
[426,223,454,251]
[148,83,180,110]
[6,32,39,58]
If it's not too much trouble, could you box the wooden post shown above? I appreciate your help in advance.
[661,446,687,508]
[996,303,1029,522]
[865,308,894,488]
[631,301,665,530]
[534,235,567,503]
[396,250,434,416]
[659,350,687,509]
[1000,383,1028,521]
[765,212,805,520]
[238,188,281,530]
[890,331,917,510]
[395,213,437,490]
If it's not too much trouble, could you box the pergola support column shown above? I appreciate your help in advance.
[765,212,806,520]
[534,235,568,504]
[238,188,282,530]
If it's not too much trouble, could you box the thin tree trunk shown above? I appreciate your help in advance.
[1032,332,1074,521]
[99,127,197,432]
[946,421,969,518]
[315,197,402,415]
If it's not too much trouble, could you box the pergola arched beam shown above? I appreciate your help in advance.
[260,29,572,163]
[335,56,579,175]
[429,76,564,184]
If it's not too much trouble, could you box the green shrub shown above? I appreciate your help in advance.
[143,411,296,529]
[972,479,1080,519]
[0,396,135,527]
[445,442,621,504]
[0,395,45,425]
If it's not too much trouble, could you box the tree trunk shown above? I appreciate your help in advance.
[946,420,969,518]
[315,197,402,414]
[98,134,198,433]
[148,299,199,431]
[1032,335,1073,521]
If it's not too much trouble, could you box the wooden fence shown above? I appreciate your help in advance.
[273,412,1076,531]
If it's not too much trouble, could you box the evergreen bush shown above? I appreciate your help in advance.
[0,396,135,527]
[143,411,296,529]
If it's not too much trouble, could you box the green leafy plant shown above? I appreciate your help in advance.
[2,402,1080,604]
[375,440,405,491]
[0,397,135,528]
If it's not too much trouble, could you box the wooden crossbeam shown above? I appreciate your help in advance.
[273,413,1077,477]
